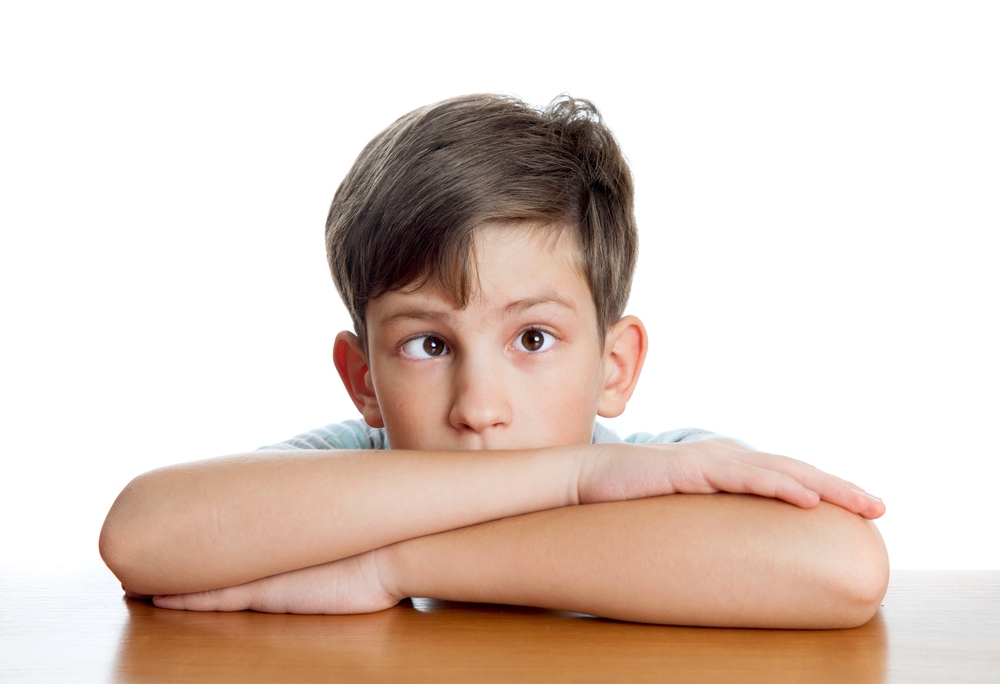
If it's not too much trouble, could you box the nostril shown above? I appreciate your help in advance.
[449,362,512,433]
[449,399,511,434]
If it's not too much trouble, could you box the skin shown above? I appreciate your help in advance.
[101,223,888,627]
[358,227,610,451]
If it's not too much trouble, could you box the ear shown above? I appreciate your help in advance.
[333,331,385,428]
[597,315,648,418]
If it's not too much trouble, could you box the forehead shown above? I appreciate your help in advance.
[369,223,595,330]
[471,222,585,292]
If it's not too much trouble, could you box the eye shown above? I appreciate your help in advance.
[401,335,449,359]
[514,329,555,353]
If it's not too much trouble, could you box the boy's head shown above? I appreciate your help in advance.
[326,94,647,450]
[326,93,638,346]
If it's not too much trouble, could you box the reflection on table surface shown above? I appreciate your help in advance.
[116,595,887,683]
[1,568,998,683]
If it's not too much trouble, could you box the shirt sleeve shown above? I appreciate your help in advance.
[256,420,389,451]
[593,423,753,448]
[260,421,747,451]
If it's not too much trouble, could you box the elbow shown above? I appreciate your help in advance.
[99,505,132,587]
[99,473,159,593]
[821,516,890,628]
[99,484,136,588]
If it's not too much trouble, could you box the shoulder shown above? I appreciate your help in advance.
[593,423,752,448]
[256,420,389,451]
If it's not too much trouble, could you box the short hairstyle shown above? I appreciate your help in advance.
[325,93,637,345]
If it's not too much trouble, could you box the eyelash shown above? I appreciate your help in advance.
[400,335,449,359]
[399,328,557,359]
[512,328,557,353]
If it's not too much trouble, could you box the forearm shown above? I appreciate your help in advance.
[100,448,579,595]
[101,439,884,599]
[385,493,889,629]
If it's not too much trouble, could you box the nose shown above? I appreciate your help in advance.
[448,355,512,435]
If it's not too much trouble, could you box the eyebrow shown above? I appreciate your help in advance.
[500,292,577,317]
[377,291,577,328]
[377,308,452,327]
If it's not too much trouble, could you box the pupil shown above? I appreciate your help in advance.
[423,337,444,356]
[522,330,543,351]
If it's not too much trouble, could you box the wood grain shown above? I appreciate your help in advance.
[1,568,997,683]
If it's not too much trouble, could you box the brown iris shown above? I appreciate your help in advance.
[521,330,545,351]
[422,336,446,356]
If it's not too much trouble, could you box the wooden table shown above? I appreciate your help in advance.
[1,568,997,683]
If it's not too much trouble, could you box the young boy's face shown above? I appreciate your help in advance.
[352,223,628,451]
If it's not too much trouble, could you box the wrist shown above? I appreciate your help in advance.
[372,542,407,603]
[546,444,586,507]
[573,442,614,505]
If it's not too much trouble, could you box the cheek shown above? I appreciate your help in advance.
[516,360,603,444]
[372,370,445,449]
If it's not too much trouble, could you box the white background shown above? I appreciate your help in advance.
[1,2,997,569]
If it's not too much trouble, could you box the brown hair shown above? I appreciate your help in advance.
[325,93,637,345]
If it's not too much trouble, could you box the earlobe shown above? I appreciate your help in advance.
[333,331,385,428]
[597,315,648,418]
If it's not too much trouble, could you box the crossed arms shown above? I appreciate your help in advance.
[100,439,889,628]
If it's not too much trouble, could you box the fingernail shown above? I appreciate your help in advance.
[866,493,882,503]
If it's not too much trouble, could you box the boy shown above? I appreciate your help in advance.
[100,94,888,628]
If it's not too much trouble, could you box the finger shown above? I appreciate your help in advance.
[802,475,884,517]
[700,460,822,509]
[153,585,254,612]
[735,451,885,517]
[857,496,886,519]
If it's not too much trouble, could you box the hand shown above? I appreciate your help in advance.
[148,548,400,614]
[577,439,885,519]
